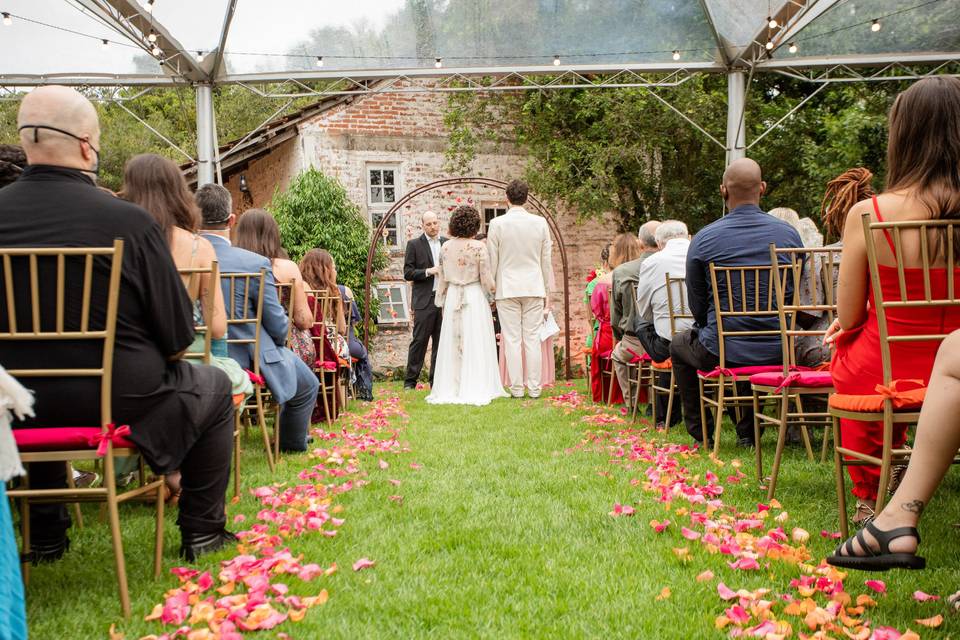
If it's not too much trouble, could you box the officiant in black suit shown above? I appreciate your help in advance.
[403,211,447,389]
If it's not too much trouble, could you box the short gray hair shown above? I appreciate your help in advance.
[196,183,233,228]
[655,220,688,245]
[638,220,660,249]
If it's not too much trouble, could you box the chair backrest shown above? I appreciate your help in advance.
[664,274,694,337]
[178,260,219,365]
[275,281,296,347]
[222,269,267,376]
[0,240,124,425]
[769,245,841,370]
[708,261,792,367]
[862,213,960,384]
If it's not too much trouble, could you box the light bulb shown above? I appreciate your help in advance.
[434,57,442,68]
[315,56,324,67]
[148,30,157,43]
[765,40,774,50]
[788,42,797,53]
[767,16,778,29]
[145,0,154,13]
[553,55,560,66]
[672,50,680,61]
[196,50,204,62]
[101,39,109,50]
[2,13,11,27]
[871,19,881,32]
[151,45,161,56]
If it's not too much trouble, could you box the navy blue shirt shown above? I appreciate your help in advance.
[686,204,803,363]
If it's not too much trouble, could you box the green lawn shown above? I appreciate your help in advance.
[24,381,960,639]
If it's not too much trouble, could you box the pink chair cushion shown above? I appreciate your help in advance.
[14,427,136,452]
[749,371,834,389]
[697,365,785,379]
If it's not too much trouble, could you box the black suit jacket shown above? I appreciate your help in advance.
[403,234,448,310]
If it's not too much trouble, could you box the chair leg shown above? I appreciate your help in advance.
[664,370,676,431]
[833,415,850,539]
[605,360,615,405]
[698,378,710,451]
[254,391,276,473]
[320,373,333,427]
[104,452,131,619]
[767,392,791,501]
[713,380,726,456]
[820,418,831,464]
[19,483,30,585]
[65,463,84,530]
[154,473,164,579]
[272,404,282,464]
[875,412,894,514]
[753,390,763,483]
[233,410,242,500]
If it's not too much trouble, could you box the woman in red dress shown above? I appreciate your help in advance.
[590,235,640,404]
[828,76,960,527]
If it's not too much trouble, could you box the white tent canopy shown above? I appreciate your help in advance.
[2,0,958,181]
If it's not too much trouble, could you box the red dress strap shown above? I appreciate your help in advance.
[872,196,897,257]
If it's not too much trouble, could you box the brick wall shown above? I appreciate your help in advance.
[230,83,621,377]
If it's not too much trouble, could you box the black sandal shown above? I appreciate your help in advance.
[826,521,925,571]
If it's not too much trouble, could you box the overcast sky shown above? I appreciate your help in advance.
[0,0,406,77]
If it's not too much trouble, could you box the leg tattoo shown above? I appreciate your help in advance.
[900,499,925,515]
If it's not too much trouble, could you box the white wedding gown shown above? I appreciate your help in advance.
[426,238,508,406]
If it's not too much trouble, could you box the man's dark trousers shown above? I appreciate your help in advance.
[669,328,757,444]
[636,322,682,427]
[405,304,442,387]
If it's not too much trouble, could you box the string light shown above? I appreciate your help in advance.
[434,57,442,68]
[871,19,881,32]
[151,44,161,56]
[672,50,680,61]
[765,40,774,50]
[101,38,109,50]
[145,0,154,13]
[788,42,797,53]
[767,16,778,28]
[2,13,11,26]
[196,50,204,61]
[553,54,560,66]
[148,29,157,43]
[315,55,324,67]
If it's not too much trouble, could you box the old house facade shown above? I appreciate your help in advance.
[202,84,620,375]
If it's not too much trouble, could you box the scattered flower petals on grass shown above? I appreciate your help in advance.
[609,503,636,517]
[352,558,376,572]
[695,569,714,582]
[912,590,940,602]
[656,586,672,601]
[865,579,887,595]
[915,614,943,628]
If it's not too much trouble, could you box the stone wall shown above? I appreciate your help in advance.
[225,83,620,376]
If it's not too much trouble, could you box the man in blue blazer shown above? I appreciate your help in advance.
[195,184,319,452]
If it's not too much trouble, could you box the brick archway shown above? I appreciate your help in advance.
[363,177,573,379]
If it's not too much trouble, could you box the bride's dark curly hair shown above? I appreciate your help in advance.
[449,205,481,238]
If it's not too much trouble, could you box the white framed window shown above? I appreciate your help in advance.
[482,204,508,232]
[367,164,401,249]
[375,282,409,325]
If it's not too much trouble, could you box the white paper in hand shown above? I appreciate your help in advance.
[540,311,560,342]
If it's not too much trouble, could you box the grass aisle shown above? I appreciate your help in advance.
[25,381,960,639]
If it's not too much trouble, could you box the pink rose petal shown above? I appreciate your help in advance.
[718,582,737,600]
[913,590,940,602]
[352,558,376,572]
[865,579,887,594]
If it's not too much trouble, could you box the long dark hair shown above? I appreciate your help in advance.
[234,209,283,260]
[886,77,960,257]
[120,153,200,243]
[299,248,342,321]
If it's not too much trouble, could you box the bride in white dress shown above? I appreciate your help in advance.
[427,206,508,406]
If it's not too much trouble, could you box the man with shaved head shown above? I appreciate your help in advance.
[669,158,802,448]
[0,86,236,562]
[403,211,447,389]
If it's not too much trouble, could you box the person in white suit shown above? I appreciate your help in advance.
[487,179,553,398]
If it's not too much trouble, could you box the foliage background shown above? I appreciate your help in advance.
[270,168,389,334]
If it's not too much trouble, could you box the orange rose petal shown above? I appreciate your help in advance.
[915,614,944,628]
[108,623,125,640]
[656,586,672,601]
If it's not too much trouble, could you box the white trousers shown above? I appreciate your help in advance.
[497,296,545,396]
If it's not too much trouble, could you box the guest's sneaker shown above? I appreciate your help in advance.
[179,529,238,563]
[736,437,756,449]
[24,536,70,565]
[73,469,100,488]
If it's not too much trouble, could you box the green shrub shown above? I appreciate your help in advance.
[270,168,389,337]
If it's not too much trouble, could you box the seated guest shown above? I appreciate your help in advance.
[635,220,692,428]
[827,77,960,526]
[0,86,235,561]
[234,209,316,366]
[121,154,253,501]
[590,236,638,404]
[670,158,802,447]
[196,185,319,452]
[610,222,659,411]
[299,249,374,402]
[0,144,26,188]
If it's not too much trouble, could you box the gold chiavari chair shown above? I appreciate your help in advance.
[640,274,695,426]
[699,262,791,454]
[306,288,346,425]
[830,214,960,537]
[2,241,164,618]
[752,246,840,500]
[222,269,277,473]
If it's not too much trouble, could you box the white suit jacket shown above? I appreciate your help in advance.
[487,206,552,300]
